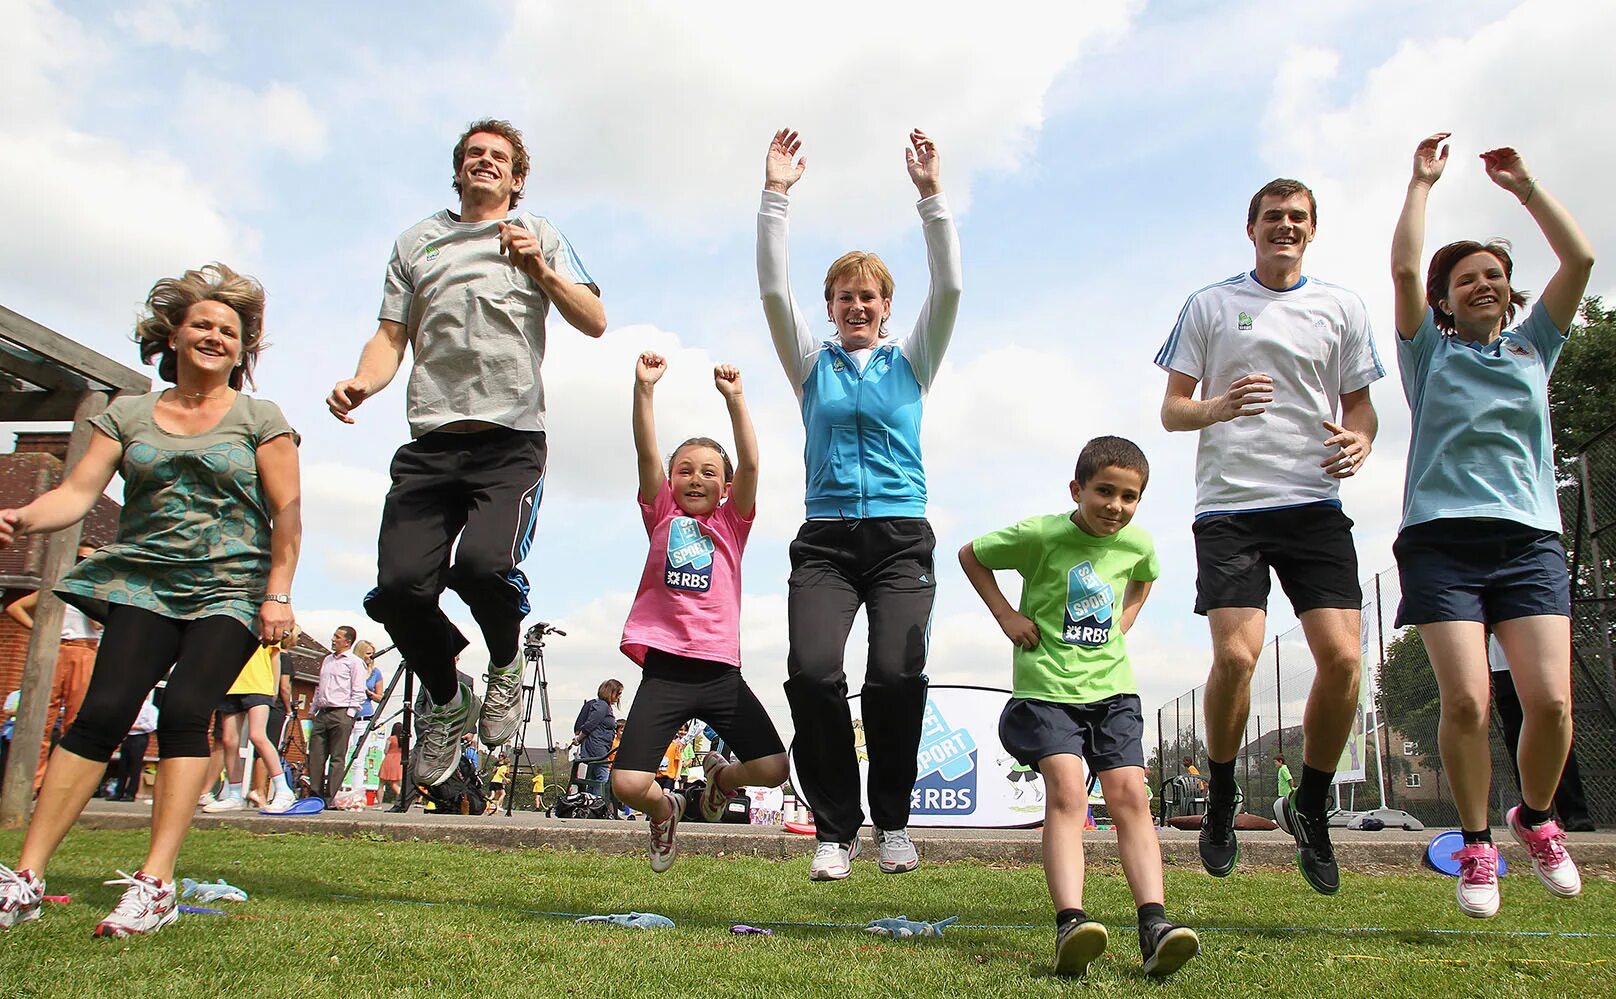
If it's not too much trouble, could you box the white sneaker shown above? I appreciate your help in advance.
[261,792,297,814]
[698,752,731,822]
[874,827,919,874]
[202,795,245,814]
[0,865,45,930]
[1508,807,1582,898]
[648,792,685,874]
[809,837,862,881]
[1452,842,1501,919]
[94,870,177,938]
[197,791,218,808]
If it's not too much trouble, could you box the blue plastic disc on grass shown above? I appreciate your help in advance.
[263,797,325,816]
[1426,830,1506,877]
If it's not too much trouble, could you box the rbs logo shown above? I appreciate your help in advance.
[665,518,715,593]
[910,700,977,815]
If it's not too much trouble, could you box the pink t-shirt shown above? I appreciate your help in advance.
[620,480,754,668]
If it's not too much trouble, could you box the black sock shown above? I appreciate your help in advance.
[1461,828,1492,845]
[1056,908,1088,929]
[1516,801,1554,828]
[1208,758,1236,797]
[1296,764,1333,814]
[1137,903,1166,928]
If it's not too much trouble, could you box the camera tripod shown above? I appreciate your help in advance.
[504,620,565,816]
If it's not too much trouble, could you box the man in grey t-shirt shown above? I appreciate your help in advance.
[326,118,605,786]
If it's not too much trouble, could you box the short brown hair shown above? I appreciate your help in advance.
[823,251,895,305]
[452,118,531,208]
[134,263,266,390]
[1426,239,1529,333]
[1074,436,1150,491]
[598,679,624,703]
[1247,178,1317,228]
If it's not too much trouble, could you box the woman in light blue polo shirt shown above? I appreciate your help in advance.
[1390,133,1594,920]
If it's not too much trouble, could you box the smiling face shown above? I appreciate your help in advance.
[669,442,731,516]
[1442,249,1512,337]
[1247,192,1316,274]
[826,273,892,351]
[1069,464,1145,538]
[455,131,523,210]
[170,300,244,381]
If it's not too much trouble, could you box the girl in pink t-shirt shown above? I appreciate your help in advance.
[614,352,788,872]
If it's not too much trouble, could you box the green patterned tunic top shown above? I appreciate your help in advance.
[58,391,298,632]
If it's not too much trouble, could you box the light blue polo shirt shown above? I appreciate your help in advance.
[1397,300,1567,533]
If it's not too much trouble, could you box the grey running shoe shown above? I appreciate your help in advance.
[1054,918,1108,977]
[1274,793,1340,895]
[809,837,862,881]
[1140,921,1200,978]
[478,650,525,747]
[413,681,474,786]
[874,827,919,873]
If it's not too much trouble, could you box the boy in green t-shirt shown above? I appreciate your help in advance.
[959,436,1199,979]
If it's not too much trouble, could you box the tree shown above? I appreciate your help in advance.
[1374,629,1442,787]
[1548,297,1616,465]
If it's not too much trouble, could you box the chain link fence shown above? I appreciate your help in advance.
[1152,424,1616,829]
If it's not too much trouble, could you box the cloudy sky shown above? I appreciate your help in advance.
[4,0,1612,751]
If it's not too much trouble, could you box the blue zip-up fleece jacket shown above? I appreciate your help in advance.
[757,189,962,520]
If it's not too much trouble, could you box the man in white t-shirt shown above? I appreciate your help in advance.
[1155,178,1382,896]
[326,119,605,787]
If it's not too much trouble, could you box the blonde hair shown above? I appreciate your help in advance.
[134,263,267,389]
[354,639,377,664]
[823,251,895,304]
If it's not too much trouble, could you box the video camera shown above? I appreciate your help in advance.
[522,621,567,660]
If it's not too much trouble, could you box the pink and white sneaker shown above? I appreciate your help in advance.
[0,865,45,930]
[1508,807,1582,898]
[1450,842,1500,918]
[698,752,731,823]
[94,870,178,938]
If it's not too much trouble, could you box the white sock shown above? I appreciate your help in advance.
[270,774,291,797]
[224,782,243,800]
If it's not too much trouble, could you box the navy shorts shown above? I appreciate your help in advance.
[998,694,1144,773]
[1393,518,1570,627]
[217,693,276,714]
[1193,502,1361,615]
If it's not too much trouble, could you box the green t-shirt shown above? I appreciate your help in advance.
[971,513,1159,704]
[1276,764,1294,797]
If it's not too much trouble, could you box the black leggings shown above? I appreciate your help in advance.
[61,605,260,762]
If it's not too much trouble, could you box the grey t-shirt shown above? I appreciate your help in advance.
[379,210,599,438]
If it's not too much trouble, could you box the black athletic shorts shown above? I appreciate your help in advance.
[613,650,786,773]
[1193,502,1361,615]
[1394,518,1570,627]
[998,694,1145,773]
[217,693,277,714]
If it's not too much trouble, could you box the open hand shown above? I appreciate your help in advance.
[714,363,743,398]
[636,351,667,385]
[765,128,806,194]
[1320,420,1371,478]
[327,377,373,424]
[1412,132,1450,187]
[905,128,941,198]
[1210,373,1273,423]
[1480,147,1533,202]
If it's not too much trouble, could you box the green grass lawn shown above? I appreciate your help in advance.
[1,827,1611,998]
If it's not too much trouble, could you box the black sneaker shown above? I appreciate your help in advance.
[1140,920,1200,978]
[1274,793,1339,895]
[1197,788,1239,877]
[1054,918,1108,977]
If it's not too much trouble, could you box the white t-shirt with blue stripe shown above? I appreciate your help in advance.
[1155,272,1383,516]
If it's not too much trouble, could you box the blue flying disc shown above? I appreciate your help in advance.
[262,797,325,816]
[1425,830,1506,877]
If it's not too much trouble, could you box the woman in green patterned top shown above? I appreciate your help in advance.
[0,264,302,939]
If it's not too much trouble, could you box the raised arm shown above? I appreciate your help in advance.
[1118,578,1154,634]
[1160,370,1273,432]
[758,129,817,389]
[255,433,302,643]
[327,320,410,424]
[0,429,121,547]
[1392,133,1449,339]
[1481,148,1595,331]
[900,129,963,388]
[5,591,38,629]
[958,543,1039,649]
[714,365,758,518]
[633,352,668,504]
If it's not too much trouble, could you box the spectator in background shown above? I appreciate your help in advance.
[1489,635,1594,832]
[307,626,369,806]
[7,545,103,791]
[487,754,509,813]
[1181,757,1201,777]
[572,679,622,783]
[1275,754,1293,799]
[354,640,384,723]
[1,687,21,789]
[380,721,405,803]
[204,627,299,813]
[115,694,159,802]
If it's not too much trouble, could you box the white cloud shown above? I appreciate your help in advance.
[503,1,1139,235]
[112,0,223,53]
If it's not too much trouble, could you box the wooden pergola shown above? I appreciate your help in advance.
[0,303,149,827]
